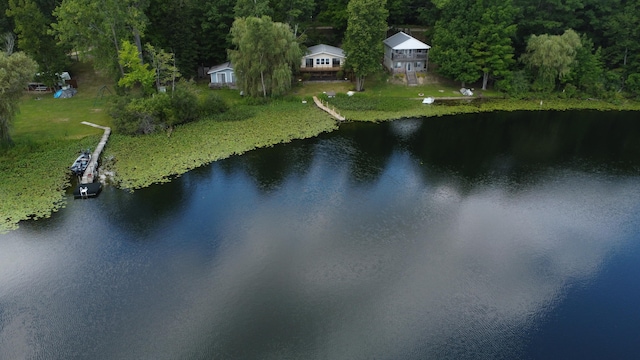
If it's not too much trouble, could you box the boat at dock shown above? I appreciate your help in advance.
[70,150,91,176]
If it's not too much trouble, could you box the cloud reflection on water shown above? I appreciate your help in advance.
[147,163,640,359]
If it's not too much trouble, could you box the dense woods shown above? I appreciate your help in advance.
[1,0,639,97]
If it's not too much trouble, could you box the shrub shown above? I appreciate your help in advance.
[561,84,578,99]
[168,82,200,125]
[199,92,229,117]
[626,73,640,97]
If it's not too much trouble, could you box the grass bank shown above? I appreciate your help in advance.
[323,94,640,122]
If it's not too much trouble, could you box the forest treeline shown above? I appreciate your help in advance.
[1,0,639,96]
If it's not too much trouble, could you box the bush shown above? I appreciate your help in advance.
[109,80,226,135]
[168,82,200,125]
[199,92,229,117]
[561,84,578,99]
[626,73,640,97]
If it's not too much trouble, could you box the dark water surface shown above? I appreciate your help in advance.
[2,110,640,359]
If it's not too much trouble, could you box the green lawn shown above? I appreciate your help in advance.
[13,60,114,145]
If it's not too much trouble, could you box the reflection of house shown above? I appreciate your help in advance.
[300,44,346,80]
[207,62,235,88]
[383,31,431,74]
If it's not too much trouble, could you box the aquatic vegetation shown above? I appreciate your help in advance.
[0,136,99,232]
[107,101,338,190]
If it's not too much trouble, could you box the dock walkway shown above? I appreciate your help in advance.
[312,96,345,121]
[80,122,111,184]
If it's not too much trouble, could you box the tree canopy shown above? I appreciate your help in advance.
[51,0,148,77]
[0,51,38,147]
[431,0,516,88]
[343,0,388,91]
[0,0,638,99]
[7,0,69,88]
[228,16,303,98]
[520,29,582,92]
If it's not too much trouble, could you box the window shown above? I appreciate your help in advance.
[316,59,320,65]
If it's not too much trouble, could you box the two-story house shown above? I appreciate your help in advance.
[383,31,431,77]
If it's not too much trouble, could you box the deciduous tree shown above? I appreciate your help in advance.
[342,0,388,91]
[0,51,38,147]
[234,0,271,18]
[229,16,303,97]
[117,40,155,94]
[7,0,70,88]
[51,0,148,77]
[520,29,581,92]
[432,0,516,89]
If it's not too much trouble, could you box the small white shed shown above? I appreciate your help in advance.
[207,62,235,87]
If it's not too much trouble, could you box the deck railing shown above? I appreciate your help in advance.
[391,53,428,60]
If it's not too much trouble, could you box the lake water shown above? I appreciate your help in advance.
[1,110,640,359]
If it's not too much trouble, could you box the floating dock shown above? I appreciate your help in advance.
[75,122,111,198]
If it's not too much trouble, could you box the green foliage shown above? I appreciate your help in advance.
[51,0,149,78]
[324,93,414,111]
[107,101,338,189]
[234,0,272,18]
[0,51,38,146]
[270,0,315,33]
[626,73,640,98]
[601,0,640,70]
[145,43,180,89]
[565,35,604,96]
[495,70,530,97]
[432,0,516,88]
[110,81,227,134]
[7,0,70,88]
[117,40,155,94]
[169,82,200,125]
[229,16,303,98]
[315,0,349,35]
[199,92,230,118]
[521,29,582,92]
[0,136,99,232]
[560,83,578,99]
[430,0,480,85]
[343,0,389,91]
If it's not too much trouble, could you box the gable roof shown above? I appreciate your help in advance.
[383,32,430,50]
[207,61,233,74]
[306,44,345,58]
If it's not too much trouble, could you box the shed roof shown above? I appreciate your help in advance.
[207,61,233,74]
[306,44,345,58]
[383,32,430,50]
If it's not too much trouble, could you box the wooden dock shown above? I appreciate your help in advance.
[80,122,111,184]
[312,96,345,121]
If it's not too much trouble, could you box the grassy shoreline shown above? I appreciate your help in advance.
[2,84,640,232]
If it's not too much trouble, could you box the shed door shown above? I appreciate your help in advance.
[218,73,226,83]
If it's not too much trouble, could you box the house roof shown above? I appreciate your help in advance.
[383,32,430,50]
[306,44,345,58]
[207,61,233,74]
